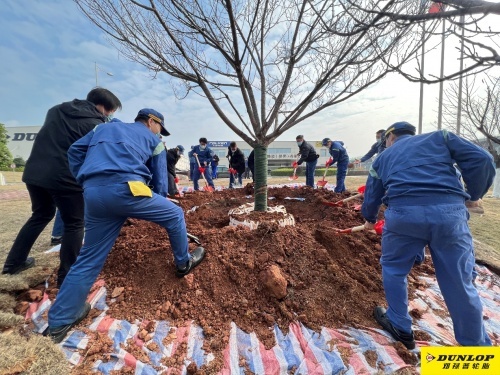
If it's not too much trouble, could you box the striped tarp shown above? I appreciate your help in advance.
[25,265,499,374]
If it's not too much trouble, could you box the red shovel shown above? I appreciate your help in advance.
[323,185,366,207]
[194,154,214,192]
[336,219,384,235]
[317,161,332,188]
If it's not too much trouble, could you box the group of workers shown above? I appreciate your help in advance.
[1,87,495,349]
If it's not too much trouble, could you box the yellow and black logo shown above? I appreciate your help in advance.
[421,347,500,374]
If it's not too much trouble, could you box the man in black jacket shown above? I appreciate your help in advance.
[355,129,386,164]
[227,141,245,188]
[166,145,184,197]
[294,135,319,187]
[2,88,121,286]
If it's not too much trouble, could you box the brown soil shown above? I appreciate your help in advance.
[16,186,435,373]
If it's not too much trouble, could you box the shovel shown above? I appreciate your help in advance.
[336,219,384,235]
[194,154,214,192]
[323,185,366,207]
[289,158,300,181]
[229,166,242,188]
[317,164,330,188]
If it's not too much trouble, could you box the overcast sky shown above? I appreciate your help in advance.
[0,0,490,158]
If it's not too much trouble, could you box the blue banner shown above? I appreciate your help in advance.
[208,141,231,148]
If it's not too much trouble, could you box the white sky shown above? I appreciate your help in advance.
[0,0,498,158]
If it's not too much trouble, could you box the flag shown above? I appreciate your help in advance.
[429,1,447,13]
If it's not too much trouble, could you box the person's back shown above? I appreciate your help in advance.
[330,140,349,164]
[372,131,487,206]
[23,99,106,191]
[71,121,168,197]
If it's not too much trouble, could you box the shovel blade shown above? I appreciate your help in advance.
[289,175,299,180]
[323,201,343,207]
[317,180,328,187]
[203,186,214,192]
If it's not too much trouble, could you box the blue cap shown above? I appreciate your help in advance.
[385,122,416,137]
[137,108,170,136]
[321,138,331,146]
[176,145,185,154]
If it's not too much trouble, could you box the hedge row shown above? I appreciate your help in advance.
[270,167,337,177]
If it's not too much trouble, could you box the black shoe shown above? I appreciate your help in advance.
[374,306,416,350]
[43,302,91,343]
[51,236,62,246]
[176,247,206,278]
[2,257,36,275]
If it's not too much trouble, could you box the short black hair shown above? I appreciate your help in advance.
[296,135,304,140]
[230,141,237,147]
[199,137,208,144]
[376,129,385,135]
[86,88,122,112]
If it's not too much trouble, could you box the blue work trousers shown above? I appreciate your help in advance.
[334,162,348,193]
[381,204,491,346]
[51,209,64,237]
[189,162,196,181]
[229,171,243,188]
[211,164,218,179]
[48,183,190,327]
[305,159,317,187]
[193,166,214,190]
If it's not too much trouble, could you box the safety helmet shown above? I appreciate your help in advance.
[176,145,185,154]
[321,138,331,146]
[385,122,416,138]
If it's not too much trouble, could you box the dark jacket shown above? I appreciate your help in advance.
[166,148,181,176]
[23,99,106,192]
[297,140,319,164]
[360,136,386,162]
[211,154,220,167]
[248,150,255,172]
[227,147,246,174]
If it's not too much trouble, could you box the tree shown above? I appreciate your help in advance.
[442,72,500,197]
[372,0,500,83]
[75,0,496,210]
[13,157,26,168]
[0,123,13,170]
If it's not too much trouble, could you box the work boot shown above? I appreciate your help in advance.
[43,302,91,344]
[176,247,206,278]
[2,257,35,275]
[374,306,416,350]
[51,236,62,246]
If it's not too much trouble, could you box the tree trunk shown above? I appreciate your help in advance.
[254,145,268,212]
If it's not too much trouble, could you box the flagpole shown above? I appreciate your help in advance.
[457,14,465,136]
[418,22,425,135]
[437,20,446,130]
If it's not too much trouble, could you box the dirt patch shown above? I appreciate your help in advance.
[15,186,434,372]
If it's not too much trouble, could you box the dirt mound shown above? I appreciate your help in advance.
[95,187,432,370]
[14,186,434,373]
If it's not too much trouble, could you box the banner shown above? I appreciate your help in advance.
[421,347,500,374]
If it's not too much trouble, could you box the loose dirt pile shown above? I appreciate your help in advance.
[17,186,436,373]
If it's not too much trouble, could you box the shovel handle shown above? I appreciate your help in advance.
[337,224,365,234]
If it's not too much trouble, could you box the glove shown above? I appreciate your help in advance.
[174,177,179,183]
[374,220,385,235]
[198,167,205,173]
[292,161,298,168]
[325,158,333,167]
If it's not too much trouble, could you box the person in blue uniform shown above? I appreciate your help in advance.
[361,121,495,349]
[321,138,349,193]
[356,129,386,163]
[188,138,215,191]
[44,109,205,343]
[188,146,196,181]
[294,135,319,187]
